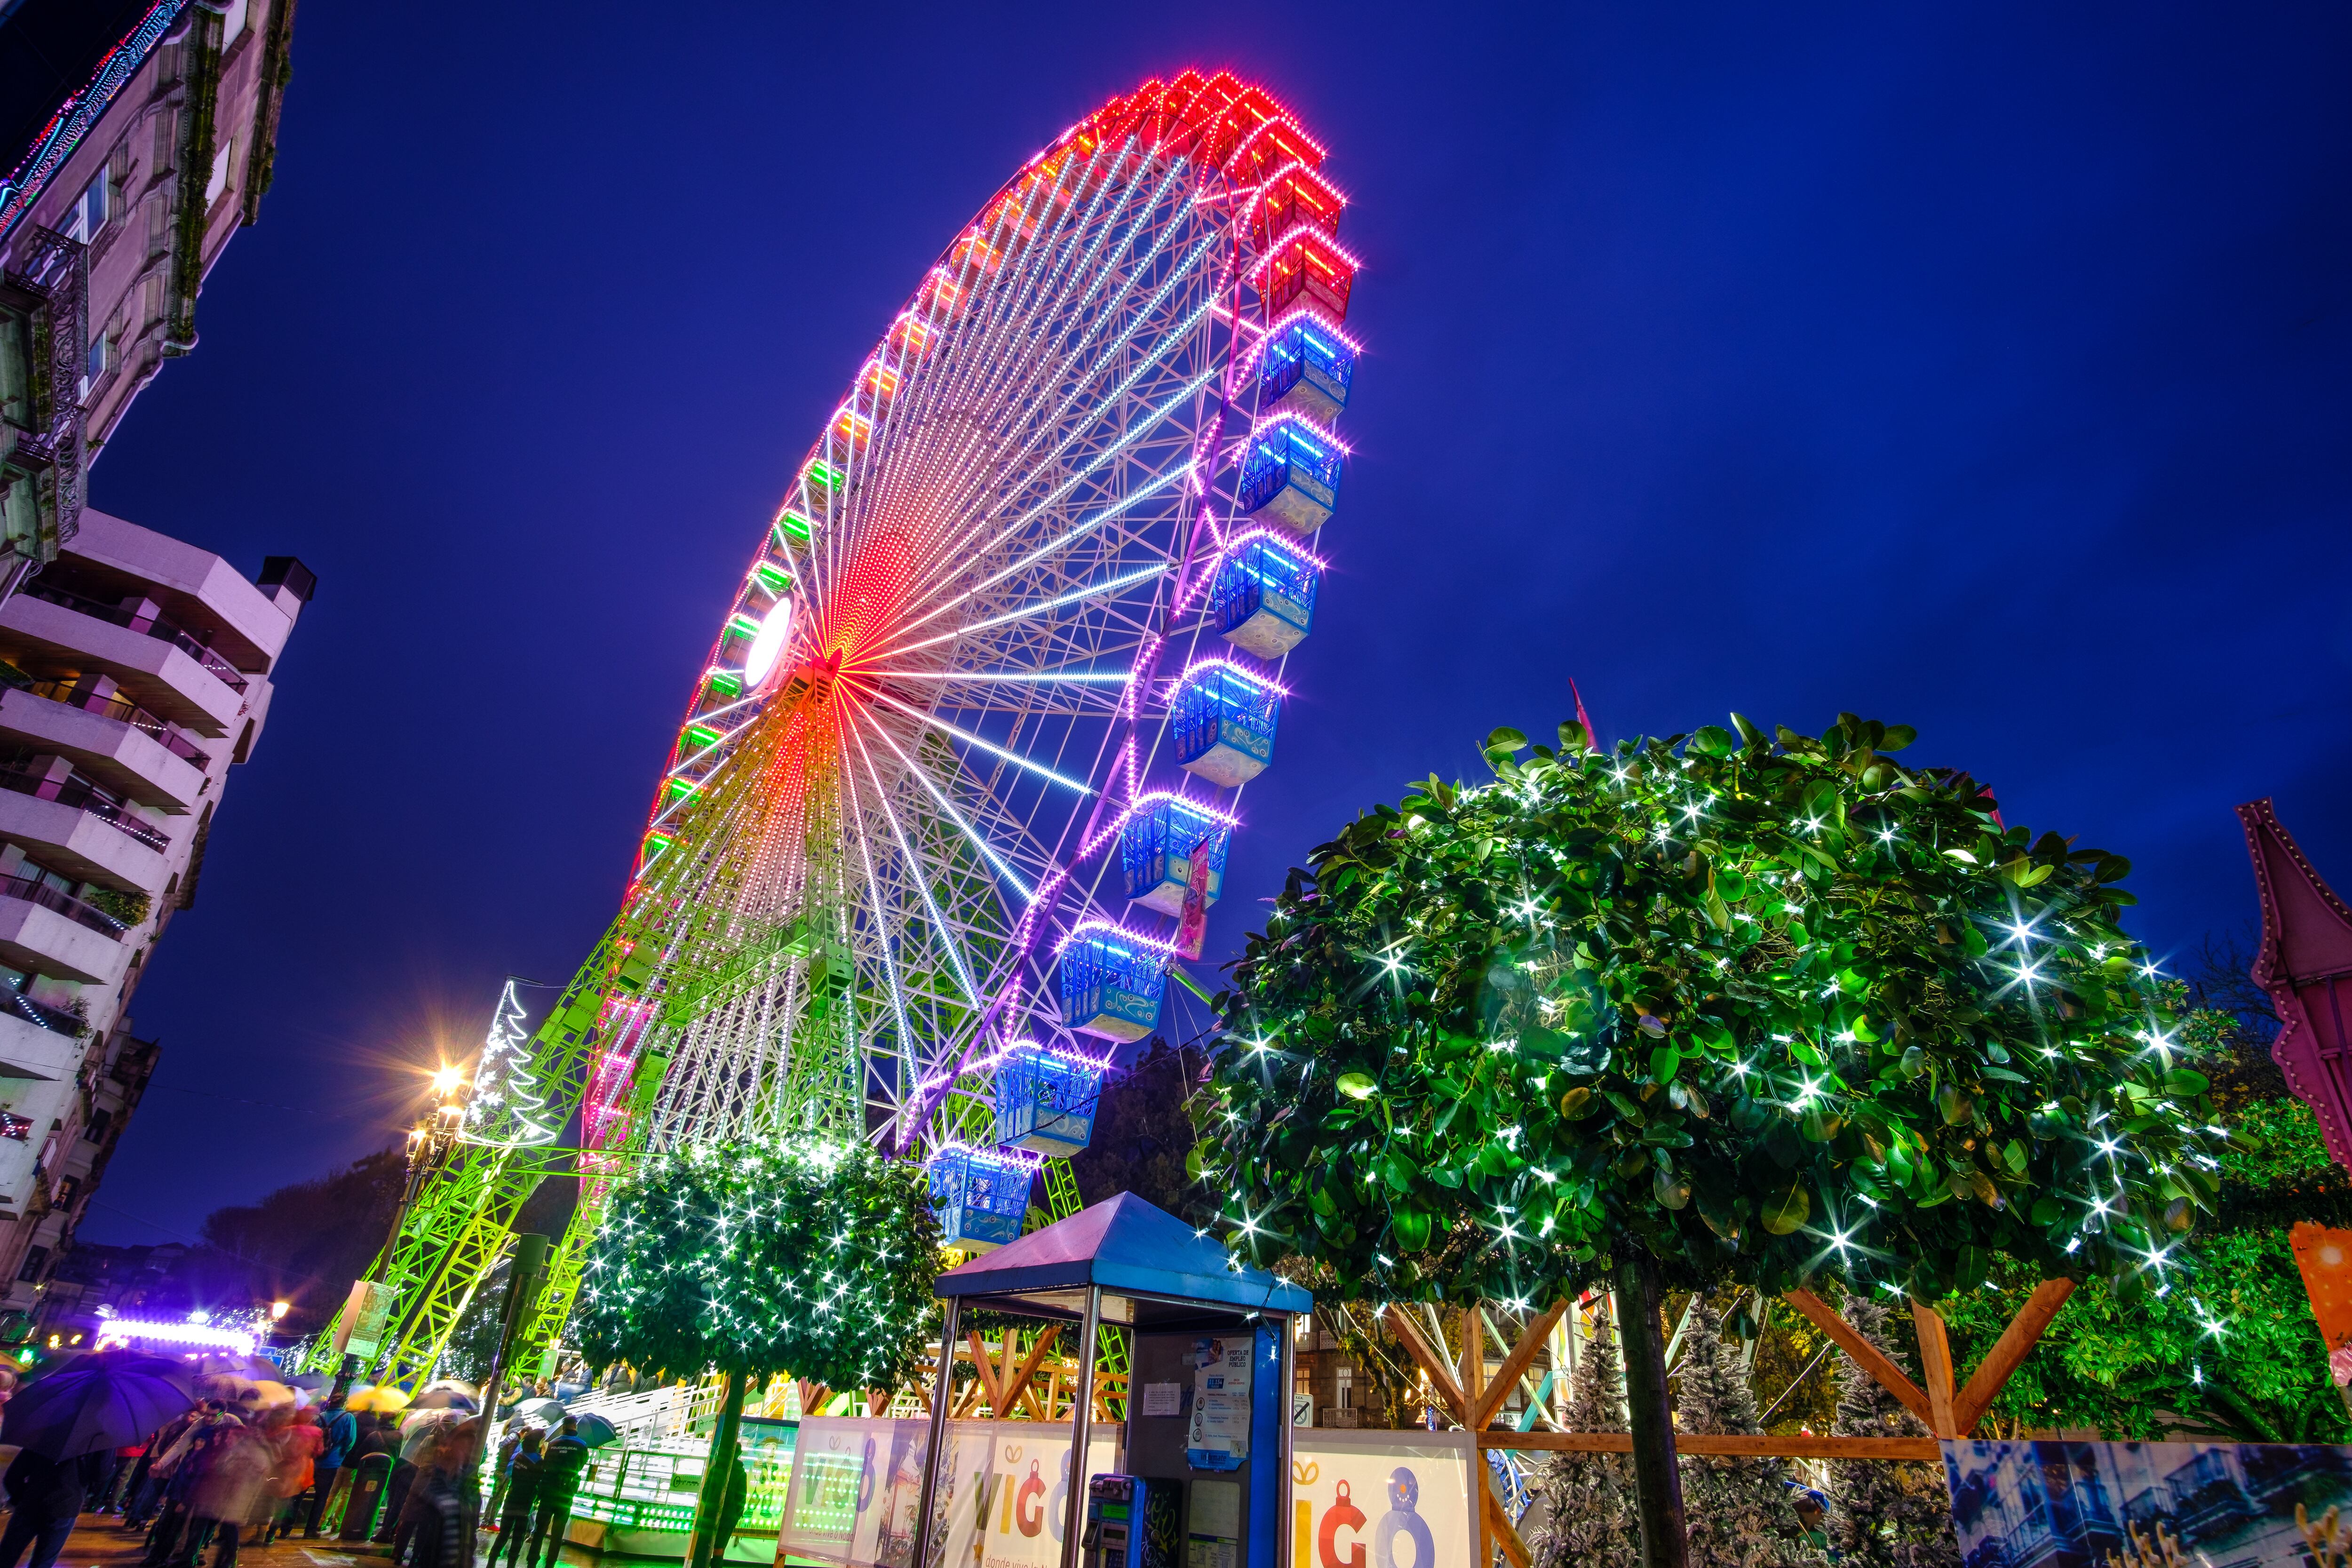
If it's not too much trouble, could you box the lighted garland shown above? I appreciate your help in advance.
[1204,714,2225,1307]
[573,1136,942,1392]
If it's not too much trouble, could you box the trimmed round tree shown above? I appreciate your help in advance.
[1203,714,2225,1568]
[576,1136,941,1568]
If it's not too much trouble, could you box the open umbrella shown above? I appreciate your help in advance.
[347,1385,410,1413]
[571,1412,619,1449]
[191,1353,285,1381]
[419,1378,477,1399]
[507,1397,564,1428]
[284,1372,329,1392]
[399,1407,469,1439]
[408,1387,477,1412]
[0,1350,195,1459]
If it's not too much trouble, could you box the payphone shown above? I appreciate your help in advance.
[1082,1474,1180,1568]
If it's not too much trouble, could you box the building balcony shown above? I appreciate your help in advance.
[0,590,245,738]
[0,687,205,811]
[0,879,125,985]
[0,785,165,892]
[0,1008,81,1081]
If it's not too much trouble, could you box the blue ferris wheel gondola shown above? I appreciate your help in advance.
[1059,926,1168,1043]
[925,1142,1035,1252]
[1172,661,1281,788]
[1213,535,1319,661]
[1258,313,1357,425]
[1120,796,1233,916]
[993,1043,1109,1158]
[1238,417,1343,536]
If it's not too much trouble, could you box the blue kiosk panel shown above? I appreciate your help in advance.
[1237,421,1342,536]
[993,1044,1106,1159]
[1120,798,1232,916]
[1212,539,1318,661]
[1258,317,1355,425]
[1173,666,1280,789]
[926,1144,1033,1252]
[1060,931,1166,1043]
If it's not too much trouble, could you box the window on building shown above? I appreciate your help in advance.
[15,1246,46,1283]
[80,1109,110,1143]
[205,135,237,207]
[1335,1365,1354,1409]
[64,176,109,244]
[219,0,249,45]
[83,331,111,389]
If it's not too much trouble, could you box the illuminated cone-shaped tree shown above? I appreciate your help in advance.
[1829,1294,1960,1568]
[1530,1300,1640,1568]
[1671,1297,1810,1568]
[575,1138,940,1568]
[1203,714,2227,1568]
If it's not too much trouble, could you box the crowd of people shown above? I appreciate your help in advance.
[0,1385,601,1568]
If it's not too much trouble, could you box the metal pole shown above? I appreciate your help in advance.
[911,1296,961,1568]
[1058,1288,1104,1568]
[1279,1314,1297,1568]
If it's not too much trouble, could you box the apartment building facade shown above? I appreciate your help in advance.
[0,0,298,585]
[0,511,308,1305]
[0,0,305,1317]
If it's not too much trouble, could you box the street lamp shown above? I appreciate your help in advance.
[330,1063,471,1402]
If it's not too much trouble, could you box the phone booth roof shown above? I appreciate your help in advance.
[935,1192,1309,1327]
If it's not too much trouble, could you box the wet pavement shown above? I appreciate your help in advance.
[52,1512,603,1568]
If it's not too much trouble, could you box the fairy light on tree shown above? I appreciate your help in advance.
[574,1136,940,1568]
[1202,713,2225,1568]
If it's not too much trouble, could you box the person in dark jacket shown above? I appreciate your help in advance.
[527,1420,591,1568]
[0,1448,105,1568]
[307,1394,358,1538]
[484,1429,543,1568]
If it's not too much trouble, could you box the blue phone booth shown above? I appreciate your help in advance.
[1258,316,1355,425]
[923,1197,1310,1568]
[1237,419,1342,536]
[994,1043,1107,1159]
[1212,538,1318,661]
[1120,797,1232,916]
[1060,929,1167,1043]
[925,1143,1033,1252]
[1173,665,1280,789]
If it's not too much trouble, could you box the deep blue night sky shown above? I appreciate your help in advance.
[75,3,2351,1252]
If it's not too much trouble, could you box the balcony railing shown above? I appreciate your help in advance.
[0,766,169,852]
[0,873,125,939]
[19,680,214,767]
[7,989,82,1038]
[18,581,250,694]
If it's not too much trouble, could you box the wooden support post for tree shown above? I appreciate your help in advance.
[1783,1281,2077,1440]
[1910,1300,1959,1438]
[1615,1253,1689,1568]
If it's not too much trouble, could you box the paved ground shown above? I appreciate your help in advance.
[54,1513,597,1568]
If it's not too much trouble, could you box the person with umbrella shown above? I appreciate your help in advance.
[0,1350,196,1568]
[483,1429,544,1568]
[526,1417,591,1568]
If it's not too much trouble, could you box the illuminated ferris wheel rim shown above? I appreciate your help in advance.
[597,69,1361,1186]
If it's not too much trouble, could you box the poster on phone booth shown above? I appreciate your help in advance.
[1288,1430,1473,1568]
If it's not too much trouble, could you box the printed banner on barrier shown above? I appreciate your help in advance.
[776,1418,1120,1568]
[1942,1440,2352,1568]
[1289,1430,1472,1568]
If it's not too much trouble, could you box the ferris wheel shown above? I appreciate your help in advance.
[588,72,1363,1242]
[318,71,1364,1389]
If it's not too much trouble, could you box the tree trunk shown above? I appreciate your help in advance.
[690,1370,748,1568]
[1615,1251,1688,1568]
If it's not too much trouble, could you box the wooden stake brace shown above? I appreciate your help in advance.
[1783,1280,2076,1440]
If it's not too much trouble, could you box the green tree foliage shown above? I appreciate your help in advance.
[1827,1295,1957,1568]
[1673,1297,1811,1568]
[186,1144,405,1334]
[1073,1041,1209,1223]
[1530,1302,1639,1568]
[1940,1093,2351,1442]
[575,1137,940,1391]
[1203,714,2223,1311]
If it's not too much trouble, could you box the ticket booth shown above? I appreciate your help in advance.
[913,1194,1311,1568]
